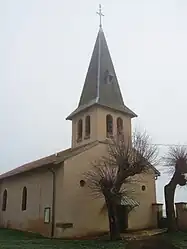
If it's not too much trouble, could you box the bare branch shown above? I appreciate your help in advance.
[83,130,159,240]
[132,130,159,168]
[83,163,118,199]
[163,146,187,174]
[164,145,187,231]
[84,130,159,198]
[108,131,159,191]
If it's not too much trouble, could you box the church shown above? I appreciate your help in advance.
[0,12,160,238]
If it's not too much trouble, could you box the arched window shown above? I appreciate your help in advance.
[77,119,83,141]
[85,115,91,138]
[117,117,123,135]
[106,114,113,137]
[2,189,7,211]
[22,187,27,211]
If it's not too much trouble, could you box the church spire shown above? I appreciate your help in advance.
[66,6,137,120]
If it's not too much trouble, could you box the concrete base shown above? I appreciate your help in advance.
[122,228,167,240]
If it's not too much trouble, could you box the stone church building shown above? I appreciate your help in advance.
[0,25,160,238]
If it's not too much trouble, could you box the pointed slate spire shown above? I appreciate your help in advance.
[66,28,137,120]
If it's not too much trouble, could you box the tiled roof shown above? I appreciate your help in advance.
[0,154,57,180]
[121,196,139,208]
[0,142,98,181]
[0,140,160,181]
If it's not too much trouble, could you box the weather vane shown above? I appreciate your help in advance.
[97,4,104,28]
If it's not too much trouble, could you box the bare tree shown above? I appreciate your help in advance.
[84,131,159,240]
[163,146,187,232]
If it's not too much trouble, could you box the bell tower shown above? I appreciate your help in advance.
[66,6,137,148]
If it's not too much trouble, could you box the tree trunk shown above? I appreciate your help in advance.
[164,181,177,232]
[105,198,121,241]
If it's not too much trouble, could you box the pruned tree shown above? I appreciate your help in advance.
[163,146,187,232]
[84,131,159,240]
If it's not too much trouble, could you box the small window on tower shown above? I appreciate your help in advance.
[85,115,91,138]
[104,70,114,84]
[77,119,83,141]
[106,114,113,137]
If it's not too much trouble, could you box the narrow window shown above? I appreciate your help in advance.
[44,207,51,224]
[77,119,83,141]
[117,117,123,135]
[106,114,113,137]
[2,189,7,211]
[85,115,91,138]
[22,187,27,211]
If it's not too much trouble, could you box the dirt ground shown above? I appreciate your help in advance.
[126,236,179,249]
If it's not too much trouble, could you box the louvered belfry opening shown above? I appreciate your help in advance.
[106,114,113,137]
[85,115,91,137]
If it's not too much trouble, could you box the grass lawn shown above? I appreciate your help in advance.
[162,232,187,249]
[0,228,187,248]
[0,229,126,249]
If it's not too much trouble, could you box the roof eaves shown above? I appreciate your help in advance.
[98,104,137,118]
[54,141,99,164]
[66,99,97,120]
[0,149,72,181]
[150,165,161,177]
[0,141,100,181]
[66,102,137,121]
[0,160,56,181]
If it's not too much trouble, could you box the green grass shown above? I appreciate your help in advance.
[1,228,187,248]
[0,229,126,249]
[162,232,187,248]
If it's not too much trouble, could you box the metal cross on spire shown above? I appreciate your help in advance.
[96,4,104,28]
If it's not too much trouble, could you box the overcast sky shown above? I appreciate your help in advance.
[1,0,187,206]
